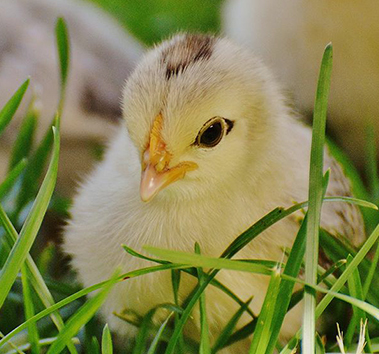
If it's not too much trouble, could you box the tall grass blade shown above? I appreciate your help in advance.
[8,105,37,171]
[211,298,253,354]
[46,272,117,354]
[0,79,29,136]
[281,219,379,352]
[101,324,113,354]
[319,230,379,307]
[0,203,77,354]
[15,123,54,214]
[90,337,101,354]
[0,121,60,309]
[195,243,211,354]
[132,303,182,354]
[317,259,346,285]
[0,263,188,348]
[55,17,70,106]
[171,268,184,353]
[146,313,173,354]
[303,43,333,354]
[266,172,329,354]
[144,247,273,276]
[265,215,308,354]
[124,244,260,320]
[344,255,372,353]
[0,160,27,200]
[315,333,325,354]
[0,337,79,354]
[362,239,379,299]
[249,266,281,354]
[21,266,40,354]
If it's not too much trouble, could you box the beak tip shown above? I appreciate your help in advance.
[140,194,153,203]
[140,187,155,203]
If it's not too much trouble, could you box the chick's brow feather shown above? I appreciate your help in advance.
[161,34,216,80]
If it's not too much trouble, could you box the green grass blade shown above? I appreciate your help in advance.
[249,267,281,354]
[101,324,113,354]
[0,121,60,309]
[317,259,346,285]
[280,340,298,354]
[195,243,211,354]
[0,159,27,200]
[46,272,117,354]
[15,122,54,214]
[320,229,379,307]
[21,266,40,354]
[146,313,173,354]
[170,269,185,353]
[0,337,79,354]
[55,17,70,104]
[362,239,379,299]
[265,215,308,354]
[303,43,333,354]
[8,105,37,171]
[132,304,182,354]
[124,245,257,320]
[225,320,257,350]
[281,220,379,352]
[132,310,156,354]
[323,196,377,210]
[0,79,29,136]
[311,285,379,321]
[219,194,370,262]
[144,247,273,276]
[90,337,101,354]
[315,333,325,354]
[267,173,329,354]
[344,255,367,349]
[211,298,253,354]
[0,263,188,348]
[0,204,77,354]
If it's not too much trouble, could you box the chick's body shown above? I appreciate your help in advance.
[64,35,364,352]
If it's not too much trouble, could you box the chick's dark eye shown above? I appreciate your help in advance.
[197,118,225,148]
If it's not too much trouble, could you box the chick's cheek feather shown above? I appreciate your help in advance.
[63,34,364,351]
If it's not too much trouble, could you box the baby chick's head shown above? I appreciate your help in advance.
[122,34,287,202]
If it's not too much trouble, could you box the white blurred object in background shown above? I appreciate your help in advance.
[224,0,379,171]
[0,0,143,194]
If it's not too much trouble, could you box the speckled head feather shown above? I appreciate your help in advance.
[161,34,215,79]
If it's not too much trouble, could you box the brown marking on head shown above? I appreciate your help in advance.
[162,34,215,80]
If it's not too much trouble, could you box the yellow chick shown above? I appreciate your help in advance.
[64,34,364,353]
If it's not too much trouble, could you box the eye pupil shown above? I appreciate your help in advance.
[199,121,223,147]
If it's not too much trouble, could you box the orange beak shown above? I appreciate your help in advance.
[140,114,198,202]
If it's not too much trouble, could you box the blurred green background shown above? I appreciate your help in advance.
[86,0,224,46]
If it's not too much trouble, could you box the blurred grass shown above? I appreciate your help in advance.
[85,0,224,45]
